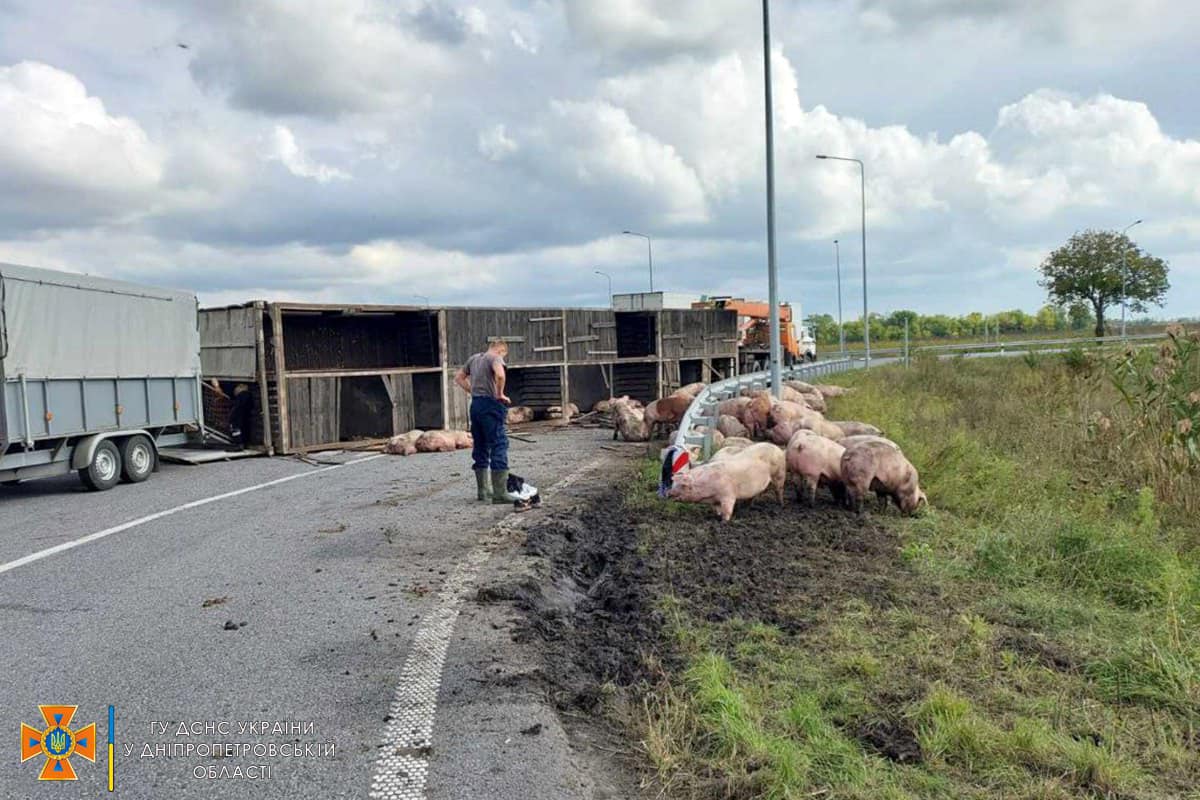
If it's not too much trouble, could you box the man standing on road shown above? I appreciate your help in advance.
[455,339,512,503]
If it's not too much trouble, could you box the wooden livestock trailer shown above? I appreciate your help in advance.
[200,302,737,453]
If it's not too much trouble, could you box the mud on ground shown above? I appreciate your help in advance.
[497,469,936,783]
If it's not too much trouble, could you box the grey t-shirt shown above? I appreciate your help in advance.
[464,351,504,398]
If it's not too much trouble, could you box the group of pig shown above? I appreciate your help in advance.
[384,428,473,456]
[661,379,927,521]
[606,381,708,442]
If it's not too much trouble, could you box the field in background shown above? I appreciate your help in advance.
[631,339,1200,799]
[823,321,1175,357]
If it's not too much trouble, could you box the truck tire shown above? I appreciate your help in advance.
[120,435,155,483]
[80,440,122,491]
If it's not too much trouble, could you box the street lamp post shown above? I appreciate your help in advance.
[816,154,869,367]
[622,231,653,292]
[762,0,782,396]
[594,269,613,304]
[834,239,845,357]
[1120,219,1143,339]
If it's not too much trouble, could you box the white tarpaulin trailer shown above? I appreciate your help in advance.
[0,263,203,490]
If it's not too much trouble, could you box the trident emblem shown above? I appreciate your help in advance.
[20,705,96,781]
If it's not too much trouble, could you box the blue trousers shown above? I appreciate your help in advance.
[469,396,508,471]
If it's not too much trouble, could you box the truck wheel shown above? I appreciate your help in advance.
[120,435,155,483]
[80,440,122,491]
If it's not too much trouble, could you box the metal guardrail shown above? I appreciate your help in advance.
[672,357,863,461]
[831,331,1166,360]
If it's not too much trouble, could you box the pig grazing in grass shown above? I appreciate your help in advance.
[667,442,785,521]
[813,383,853,399]
[785,429,847,506]
[797,390,827,413]
[840,440,927,515]
[839,434,899,450]
[832,421,882,438]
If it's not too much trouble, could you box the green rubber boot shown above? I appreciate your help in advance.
[490,470,511,505]
[474,468,491,502]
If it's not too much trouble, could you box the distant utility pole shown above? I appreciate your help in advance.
[834,239,845,357]
[622,231,654,292]
[816,154,869,367]
[593,270,612,304]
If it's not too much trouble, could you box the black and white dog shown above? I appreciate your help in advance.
[506,473,541,511]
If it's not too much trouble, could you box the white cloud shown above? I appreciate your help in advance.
[477,123,518,161]
[187,0,455,117]
[562,0,752,58]
[0,61,163,226]
[506,99,710,226]
[268,125,350,183]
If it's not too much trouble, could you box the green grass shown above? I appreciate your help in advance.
[634,354,1200,799]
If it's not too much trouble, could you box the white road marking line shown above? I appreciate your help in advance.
[0,454,384,576]
[369,458,606,800]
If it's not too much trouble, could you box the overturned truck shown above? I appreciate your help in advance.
[201,302,739,454]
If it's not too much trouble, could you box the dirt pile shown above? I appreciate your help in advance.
[490,502,665,710]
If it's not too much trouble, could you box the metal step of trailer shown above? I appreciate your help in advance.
[158,446,263,465]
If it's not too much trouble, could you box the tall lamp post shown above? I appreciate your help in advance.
[834,239,845,357]
[594,269,613,304]
[1120,218,1143,339]
[816,154,869,367]
[621,231,653,292]
[761,0,782,396]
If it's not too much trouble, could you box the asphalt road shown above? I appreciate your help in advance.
[0,427,635,800]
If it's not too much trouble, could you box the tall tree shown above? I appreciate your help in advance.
[1038,229,1169,337]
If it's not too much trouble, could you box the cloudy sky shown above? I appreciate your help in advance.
[1,0,1198,318]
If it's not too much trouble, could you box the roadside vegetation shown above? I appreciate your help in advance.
[629,325,1200,799]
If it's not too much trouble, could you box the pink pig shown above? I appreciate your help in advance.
[785,429,847,506]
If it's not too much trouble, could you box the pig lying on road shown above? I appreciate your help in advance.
[415,430,461,452]
[611,397,651,442]
[667,442,786,521]
[840,440,927,515]
[785,429,846,506]
[384,430,424,456]
[507,406,535,424]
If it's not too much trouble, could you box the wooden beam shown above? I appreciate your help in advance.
[567,334,600,343]
[270,302,290,453]
[438,308,449,430]
[528,316,563,322]
[253,302,274,456]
